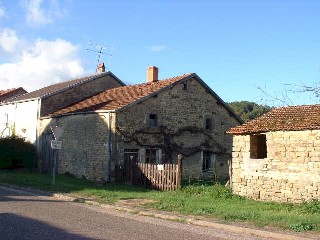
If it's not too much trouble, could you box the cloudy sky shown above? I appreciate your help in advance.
[0,0,320,105]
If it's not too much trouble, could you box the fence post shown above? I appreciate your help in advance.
[130,155,134,184]
[177,154,183,189]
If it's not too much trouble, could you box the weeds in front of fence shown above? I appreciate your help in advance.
[0,171,319,232]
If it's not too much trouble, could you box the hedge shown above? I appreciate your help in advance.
[0,136,37,169]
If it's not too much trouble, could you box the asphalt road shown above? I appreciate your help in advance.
[0,186,270,240]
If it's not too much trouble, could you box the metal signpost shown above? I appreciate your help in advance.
[50,126,64,185]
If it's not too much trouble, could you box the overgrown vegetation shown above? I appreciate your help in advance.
[0,172,319,233]
[0,136,37,169]
[228,101,271,122]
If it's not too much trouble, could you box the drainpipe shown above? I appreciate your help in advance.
[107,112,112,182]
[101,112,112,182]
[36,98,41,156]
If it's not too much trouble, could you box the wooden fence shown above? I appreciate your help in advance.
[115,155,182,191]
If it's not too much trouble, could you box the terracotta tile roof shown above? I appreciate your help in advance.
[0,88,16,95]
[227,104,320,134]
[50,73,194,116]
[12,72,122,102]
[0,87,28,102]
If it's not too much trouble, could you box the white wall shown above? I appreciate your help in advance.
[0,99,40,144]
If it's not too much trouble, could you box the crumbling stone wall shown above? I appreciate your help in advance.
[231,130,320,202]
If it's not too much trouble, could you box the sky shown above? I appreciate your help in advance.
[0,0,319,106]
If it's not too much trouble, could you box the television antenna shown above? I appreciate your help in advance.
[84,39,116,71]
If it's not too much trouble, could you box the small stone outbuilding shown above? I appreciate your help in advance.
[40,67,242,182]
[228,104,320,203]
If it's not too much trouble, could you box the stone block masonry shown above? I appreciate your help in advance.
[231,130,320,203]
[115,77,240,180]
[39,75,241,183]
[40,113,112,182]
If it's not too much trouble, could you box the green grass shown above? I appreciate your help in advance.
[1,171,319,232]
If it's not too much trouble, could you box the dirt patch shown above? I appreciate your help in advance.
[115,199,157,208]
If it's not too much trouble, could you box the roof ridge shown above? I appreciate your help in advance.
[228,104,320,134]
[124,72,194,87]
[50,73,193,116]
[40,72,110,98]
[8,71,113,102]
[0,88,18,94]
[275,103,320,109]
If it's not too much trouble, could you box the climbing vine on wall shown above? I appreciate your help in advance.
[116,125,226,163]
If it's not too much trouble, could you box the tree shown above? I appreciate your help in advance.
[227,101,271,122]
[257,82,320,106]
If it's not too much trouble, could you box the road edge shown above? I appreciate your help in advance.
[1,183,318,240]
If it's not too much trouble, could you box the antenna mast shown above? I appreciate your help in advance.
[85,40,116,71]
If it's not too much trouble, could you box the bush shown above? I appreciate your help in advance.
[290,222,313,232]
[301,199,320,214]
[0,136,37,169]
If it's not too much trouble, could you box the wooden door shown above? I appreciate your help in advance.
[41,133,54,173]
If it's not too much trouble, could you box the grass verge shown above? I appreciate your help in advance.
[1,171,319,232]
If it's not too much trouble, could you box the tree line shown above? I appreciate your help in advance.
[227,101,272,122]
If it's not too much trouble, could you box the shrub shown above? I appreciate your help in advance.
[0,136,37,169]
[290,222,313,232]
[301,199,320,214]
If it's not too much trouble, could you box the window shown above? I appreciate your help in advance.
[183,81,188,90]
[145,149,157,163]
[205,118,213,131]
[145,149,163,164]
[148,114,158,127]
[202,150,215,171]
[250,134,267,159]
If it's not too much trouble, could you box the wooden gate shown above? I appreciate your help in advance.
[115,156,182,191]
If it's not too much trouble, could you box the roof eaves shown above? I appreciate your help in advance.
[0,96,40,106]
[44,109,116,119]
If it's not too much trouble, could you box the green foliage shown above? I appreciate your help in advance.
[301,199,320,214]
[228,101,272,122]
[0,172,319,232]
[290,222,314,232]
[0,136,37,169]
[181,183,234,199]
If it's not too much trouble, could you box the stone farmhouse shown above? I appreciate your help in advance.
[227,104,320,203]
[0,63,125,145]
[39,66,242,182]
[0,87,27,103]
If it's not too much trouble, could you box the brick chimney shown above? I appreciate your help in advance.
[97,62,105,73]
[147,66,158,83]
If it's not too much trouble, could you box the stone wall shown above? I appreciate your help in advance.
[231,130,320,202]
[41,74,123,116]
[115,77,240,180]
[39,77,240,183]
[40,113,114,182]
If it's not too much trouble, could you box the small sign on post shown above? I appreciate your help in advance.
[157,164,164,171]
[51,140,62,149]
[49,126,64,186]
[50,126,64,140]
